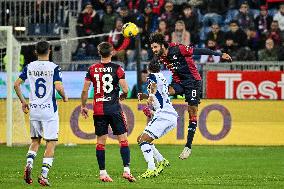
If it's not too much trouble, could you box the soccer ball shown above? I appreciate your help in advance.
[122,22,139,38]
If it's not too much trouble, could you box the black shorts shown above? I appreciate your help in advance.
[93,112,128,136]
[170,80,202,106]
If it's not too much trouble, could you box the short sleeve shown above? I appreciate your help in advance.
[117,66,125,79]
[19,66,28,81]
[179,44,193,57]
[147,73,157,84]
[85,68,92,81]
[53,66,62,83]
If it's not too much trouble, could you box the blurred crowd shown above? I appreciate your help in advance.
[74,0,284,70]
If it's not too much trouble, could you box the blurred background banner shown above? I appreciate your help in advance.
[0,71,172,98]
[1,99,283,145]
[206,71,284,99]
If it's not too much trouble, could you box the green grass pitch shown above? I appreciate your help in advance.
[0,145,283,189]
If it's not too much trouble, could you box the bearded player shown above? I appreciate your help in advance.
[148,32,232,159]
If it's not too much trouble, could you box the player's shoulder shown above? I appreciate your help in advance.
[148,73,157,82]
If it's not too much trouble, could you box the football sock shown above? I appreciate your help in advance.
[41,157,53,178]
[185,116,197,149]
[26,150,37,168]
[139,142,155,170]
[120,140,130,167]
[150,144,164,162]
[96,144,105,170]
[99,170,107,176]
[124,167,130,174]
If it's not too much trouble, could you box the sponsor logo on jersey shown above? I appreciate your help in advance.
[96,96,112,102]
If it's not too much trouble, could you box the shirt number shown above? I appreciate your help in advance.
[94,74,113,94]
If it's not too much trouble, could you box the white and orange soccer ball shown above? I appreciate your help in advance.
[122,22,139,38]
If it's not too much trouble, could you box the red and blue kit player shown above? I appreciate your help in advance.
[149,32,232,159]
[80,42,136,182]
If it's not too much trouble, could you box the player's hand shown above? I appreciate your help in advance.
[119,92,127,101]
[137,93,143,101]
[21,102,29,114]
[221,53,232,62]
[142,106,152,118]
[147,95,154,106]
[63,96,68,102]
[81,107,89,119]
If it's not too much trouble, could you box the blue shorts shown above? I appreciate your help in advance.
[170,80,202,106]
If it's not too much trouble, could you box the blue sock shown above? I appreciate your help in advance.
[120,140,130,167]
[96,144,105,170]
[186,116,197,148]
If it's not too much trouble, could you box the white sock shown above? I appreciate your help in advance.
[100,170,107,176]
[151,144,164,162]
[140,142,155,170]
[26,150,37,168]
[41,158,53,178]
[124,167,130,174]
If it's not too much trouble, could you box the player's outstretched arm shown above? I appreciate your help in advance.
[193,48,232,62]
[119,79,129,101]
[14,78,29,114]
[80,80,91,119]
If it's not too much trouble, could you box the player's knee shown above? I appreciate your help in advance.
[119,140,128,147]
[96,143,105,150]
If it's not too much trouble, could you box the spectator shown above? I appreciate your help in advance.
[76,3,101,37]
[131,69,149,98]
[160,1,178,33]
[222,38,240,60]
[156,19,171,43]
[126,0,146,13]
[108,18,130,63]
[102,4,117,34]
[76,3,102,55]
[258,38,278,61]
[140,3,159,33]
[255,5,273,36]
[187,0,203,8]
[278,42,284,60]
[201,0,226,27]
[200,39,221,63]
[267,20,283,47]
[179,4,199,44]
[148,0,165,15]
[246,27,264,59]
[171,20,190,45]
[110,0,126,10]
[273,3,284,32]
[225,20,248,47]
[206,23,226,48]
[118,6,136,24]
[235,2,255,31]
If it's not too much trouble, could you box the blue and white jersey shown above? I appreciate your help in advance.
[147,73,178,120]
[19,61,62,121]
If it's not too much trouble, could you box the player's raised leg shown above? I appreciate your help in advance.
[24,138,41,184]
[180,84,201,160]
[96,134,113,182]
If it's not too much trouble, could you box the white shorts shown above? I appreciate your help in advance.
[30,117,59,141]
[143,116,177,139]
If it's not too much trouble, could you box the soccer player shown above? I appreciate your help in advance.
[80,42,136,182]
[148,32,232,159]
[14,41,68,186]
[137,60,178,178]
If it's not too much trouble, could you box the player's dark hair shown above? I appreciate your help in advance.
[149,32,169,48]
[97,42,113,58]
[148,59,161,73]
[36,41,50,55]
